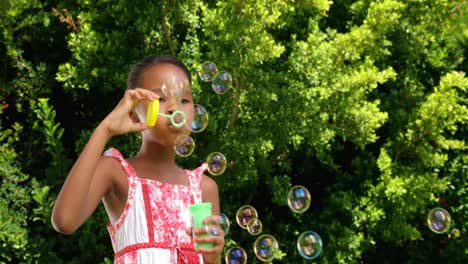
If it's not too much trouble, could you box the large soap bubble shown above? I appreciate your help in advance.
[427,207,452,234]
[206,152,227,176]
[297,231,323,260]
[198,62,218,82]
[225,246,247,264]
[253,234,279,262]
[174,135,195,157]
[287,185,311,213]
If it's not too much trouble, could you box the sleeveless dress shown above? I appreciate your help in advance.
[103,148,206,264]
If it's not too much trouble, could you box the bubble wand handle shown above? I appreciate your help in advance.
[146,99,186,128]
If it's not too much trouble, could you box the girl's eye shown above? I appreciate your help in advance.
[181,99,190,104]
[159,97,166,103]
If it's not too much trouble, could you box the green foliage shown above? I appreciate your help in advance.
[1,0,466,263]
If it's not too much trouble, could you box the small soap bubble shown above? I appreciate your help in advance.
[247,218,263,235]
[187,104,209,133]
[219,213,231,237]
[174,135,195,157]
[253,234,279,262]
[451,228,460,238]
[297,231,323,260]
[236,205,258,229]
[225,246,247,264]
[211,71,232,94]
[287,185,311,213]
[427,207,452,234]
[198,62,218,82]
[206,152,227,175]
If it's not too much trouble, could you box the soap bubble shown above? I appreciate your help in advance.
[162,78,188,98]
[205,213,231,237]
[225,246,247,264]
[212,71,232,94]
[287,185,311,213]
[187,104,209,133]
[451,228,461,238]
[236,205,258,229]
[219,213,231,237]
[174,135,195,157]
[206,152,227,176]
[297,231,323,260]
[247,218,263,235]
[253,234,279,262]
[427,207,452,234]
[198,62,218,82]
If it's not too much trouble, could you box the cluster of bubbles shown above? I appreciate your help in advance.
[198,62,232,94]
[288,186,323,261]
[170,62,232,176]
[194,62,461,262]
[222,193,459,263]
[224,185,323,263]
[162,60,463,262]
[236,205,262,235]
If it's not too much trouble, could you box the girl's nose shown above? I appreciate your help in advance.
[166,99,178,115]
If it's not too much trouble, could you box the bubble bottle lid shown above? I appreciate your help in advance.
[146,99,159,127]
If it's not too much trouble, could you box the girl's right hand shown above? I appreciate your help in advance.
[100,88,158,136]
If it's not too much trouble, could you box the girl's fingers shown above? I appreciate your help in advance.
[198,244,224,254]
[132,88,159,101]
[194,234,224,245]
[202,225,223,237]
[129,122,148,132]
[202,215,221,225]
[123,89,158,108]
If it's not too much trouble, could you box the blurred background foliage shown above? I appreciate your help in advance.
[0,0,466,263]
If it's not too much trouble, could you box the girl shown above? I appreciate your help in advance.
[52,55,224,264]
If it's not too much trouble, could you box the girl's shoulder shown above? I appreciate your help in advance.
[200,174,218,193]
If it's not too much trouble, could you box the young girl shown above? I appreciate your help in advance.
[52,55,224,264]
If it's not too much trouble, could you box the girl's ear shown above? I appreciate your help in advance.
[129,111,140,123]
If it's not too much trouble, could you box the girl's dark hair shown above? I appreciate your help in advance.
[127,54,191,89]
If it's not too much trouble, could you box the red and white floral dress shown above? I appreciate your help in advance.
[103,148,206,264]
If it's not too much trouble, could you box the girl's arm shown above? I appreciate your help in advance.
[51,88,157,234]
[51,125,113,234]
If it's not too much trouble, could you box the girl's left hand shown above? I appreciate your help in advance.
[187,215,225,264]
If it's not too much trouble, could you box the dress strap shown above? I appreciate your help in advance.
[186,163,207,186]
[103,147,136,181]
[186,163,207,204]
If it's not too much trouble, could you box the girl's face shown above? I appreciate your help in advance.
[134,63,194,146]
